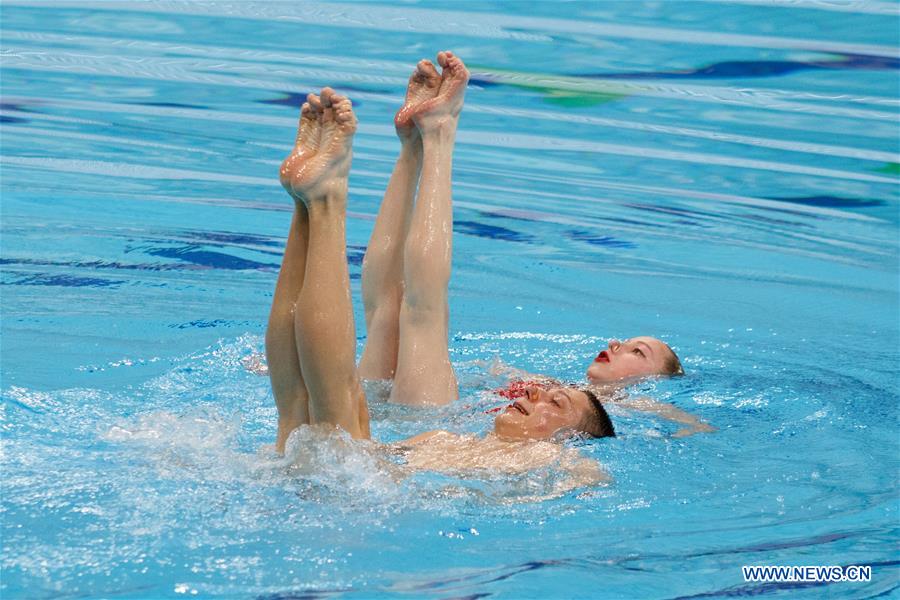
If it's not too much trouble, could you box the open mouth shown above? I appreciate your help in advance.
[595,351,610,363]
[512,401,528,415]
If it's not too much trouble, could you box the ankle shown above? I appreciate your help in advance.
[297,177,348,205]
[398,138,423,160]
[419,120,458,142]
[304,191,349,228]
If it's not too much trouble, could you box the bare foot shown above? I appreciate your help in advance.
[394,59,441,143]
[288,87,357,201]
[412,51,469,133]
[279,94,322,199]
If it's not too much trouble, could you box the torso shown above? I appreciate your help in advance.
[387,431,609,502]
[395,431,565,474]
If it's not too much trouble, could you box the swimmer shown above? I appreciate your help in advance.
[488,337,714,437]
[265,52,613,486]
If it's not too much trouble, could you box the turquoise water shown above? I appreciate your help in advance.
[2,1,898,598]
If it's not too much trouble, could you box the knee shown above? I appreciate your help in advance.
[367,301,401,329]
[363,239,402,273]
[400,295,447,327]
[402,250,450,303]
[363,284,403,317]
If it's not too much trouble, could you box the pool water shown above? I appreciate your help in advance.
[2,1,898,598]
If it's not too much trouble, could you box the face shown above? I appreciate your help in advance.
[585,336,671,384]
[493,386,593,440]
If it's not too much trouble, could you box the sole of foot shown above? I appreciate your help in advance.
[395,59,442,141]
[286,87,358,202]
[279,93,323,198]
[411,51,469,132]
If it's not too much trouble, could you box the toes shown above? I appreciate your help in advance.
[320,87,336,107]
[307,93,323,117]
[335,107,355,124]
[309,88,355,130]
[331,95,355,125]
[436,50,466,78]
[407,60,439,100]
[334,99,352,113]
[438,51,464,82]
[417,59,441,86]
[300,101,313,119]
[331,94,350,111]
[320,87,336,121]
[409,61,434,94]
[416,59,432,76]
[408,71,425,90]
[444,55,468,83]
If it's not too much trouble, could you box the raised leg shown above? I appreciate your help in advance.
[390,51,469,406]
[359,60,441,380]
[266,208,312,452]
[267,96,322,452]
[291,88,369,438]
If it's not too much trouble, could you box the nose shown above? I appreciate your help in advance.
[608,339,621,352]
[525,387,543,403]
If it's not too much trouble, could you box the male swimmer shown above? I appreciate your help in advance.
[265,51,709,473]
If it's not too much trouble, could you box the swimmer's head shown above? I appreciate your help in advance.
[585,336,683,384]
[493,385,615,441]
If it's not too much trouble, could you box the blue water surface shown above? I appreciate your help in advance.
[1,1,898,598]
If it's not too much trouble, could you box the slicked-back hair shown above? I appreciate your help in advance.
[580,389,616,438]
[662,343,684,376]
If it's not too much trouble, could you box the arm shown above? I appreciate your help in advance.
[400,430,443,446]
[486,356,537,380]
[510,452,610,504]
[561,452,611,487]
[616,396,715,437]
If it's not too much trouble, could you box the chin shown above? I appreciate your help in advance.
[493,413,505,429]
[587,364,615,381]
[493,413,516,436]
[587,370,613,384]
[493,415,529,440]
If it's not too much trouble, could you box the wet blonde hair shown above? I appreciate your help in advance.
[662,343,684,376]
